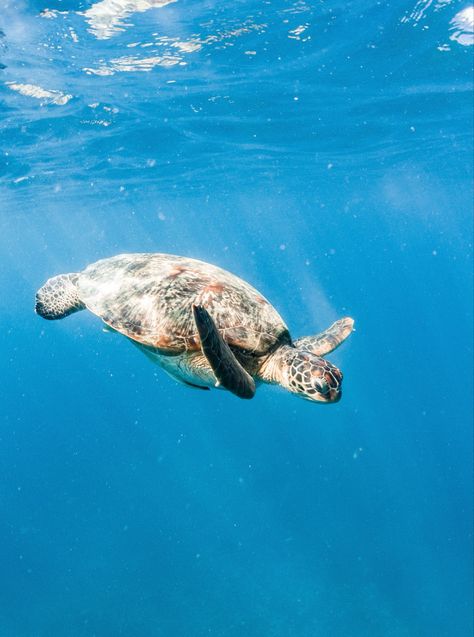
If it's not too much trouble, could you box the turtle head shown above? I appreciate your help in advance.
[286,349,343,403]
[260,346,343,403]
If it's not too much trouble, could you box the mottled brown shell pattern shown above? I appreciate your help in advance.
[77,253,289,355]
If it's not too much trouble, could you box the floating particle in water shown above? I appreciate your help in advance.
[13,176,29,184]
[288,23,310,40]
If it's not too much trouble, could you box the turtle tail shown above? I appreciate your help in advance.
[35,273,85,320]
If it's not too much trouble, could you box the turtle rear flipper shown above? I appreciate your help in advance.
[192,305,256,399]
[294,317,354,356]
[35,273,85,320]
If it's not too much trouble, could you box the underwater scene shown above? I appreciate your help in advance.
[0,0,473,636]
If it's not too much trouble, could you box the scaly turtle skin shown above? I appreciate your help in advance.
[35,253,354,402]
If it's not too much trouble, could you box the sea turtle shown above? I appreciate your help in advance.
[35,253,354,402]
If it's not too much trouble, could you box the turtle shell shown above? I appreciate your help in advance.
[77,253,290,355]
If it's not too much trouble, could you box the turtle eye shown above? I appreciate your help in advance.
[314,377,329,395]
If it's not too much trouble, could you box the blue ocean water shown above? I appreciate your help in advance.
[1,0,473,635]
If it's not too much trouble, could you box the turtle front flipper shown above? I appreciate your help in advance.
[294,317,354,356]
[192,305,256,399]
[35,273,85,320]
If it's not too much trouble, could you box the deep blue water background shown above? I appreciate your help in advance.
[0,1,473,635]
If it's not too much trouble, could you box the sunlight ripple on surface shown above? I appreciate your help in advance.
[83,0,177,40]
[449,6,474,45]
[6,82,72,105]
[84,54,182,75]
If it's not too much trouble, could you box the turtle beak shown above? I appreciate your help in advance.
[324,388,342,403]
[312,384,342,403]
